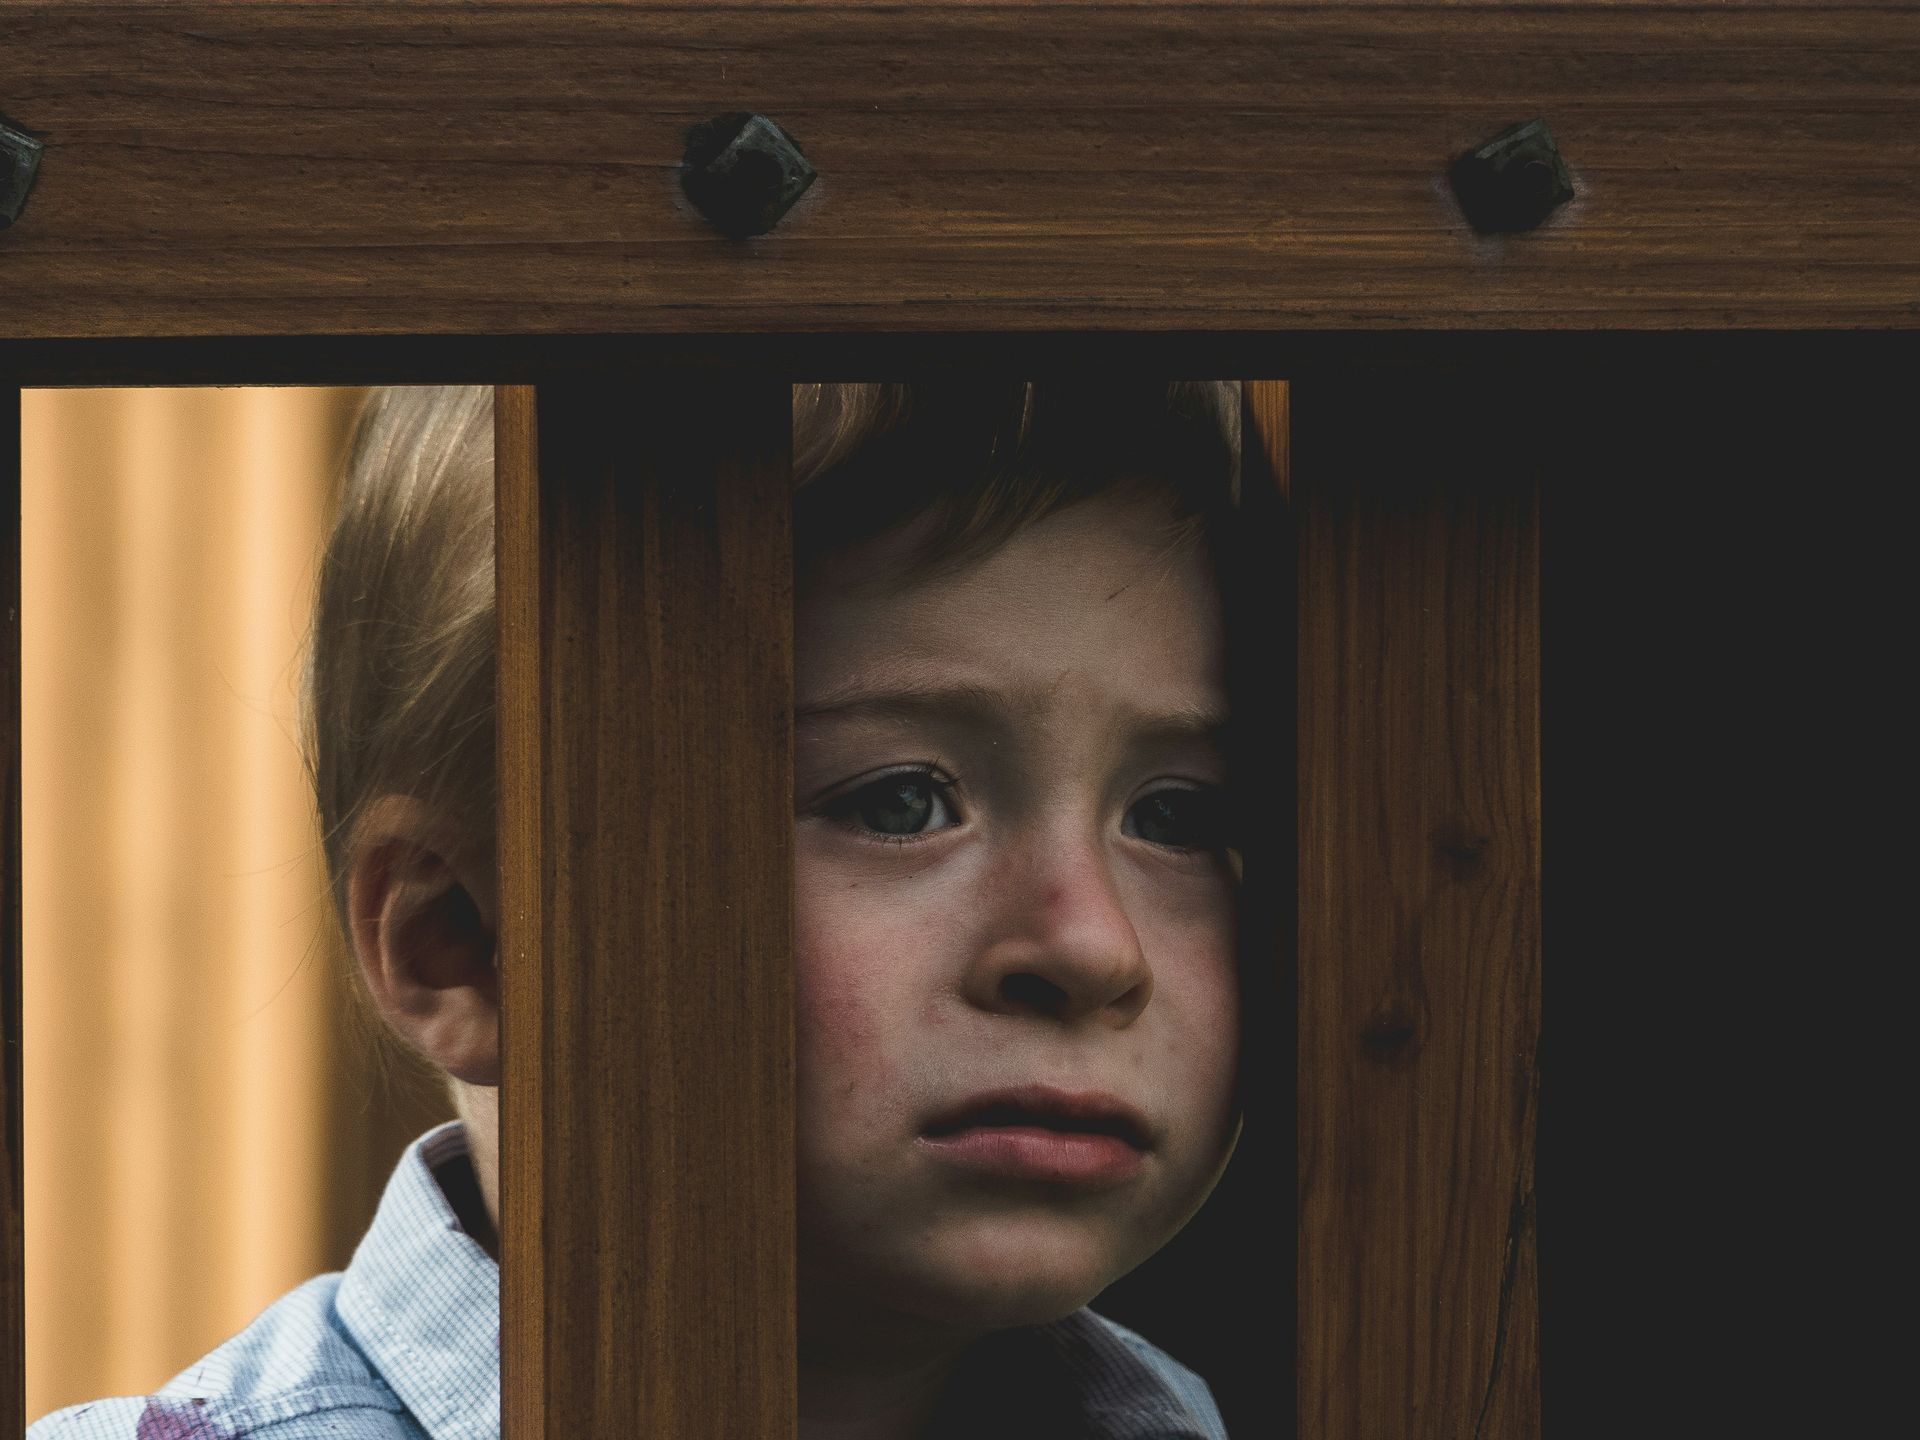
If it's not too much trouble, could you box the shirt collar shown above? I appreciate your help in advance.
[334,1124,1205,1440]
[335,1120,500,1440]
[932,1308,1216,1439]
[1035,1310,1218,1439]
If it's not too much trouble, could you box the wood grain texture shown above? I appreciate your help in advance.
[494,384,546,1439]
[1248,379,1292,506]
[3,390,20,1440]
[3,3,1916,337]
[496,378,796,1436]
[1294,374,1542,1438]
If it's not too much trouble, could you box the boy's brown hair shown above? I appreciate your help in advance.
[302,380,1243,1071]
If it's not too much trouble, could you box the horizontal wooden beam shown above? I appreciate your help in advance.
[3,2,1916,338]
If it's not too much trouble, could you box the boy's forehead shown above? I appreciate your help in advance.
[801,488,1212,613]
[797,670,1229,761]
[802,481,1193,591]
[797,503,1226,725]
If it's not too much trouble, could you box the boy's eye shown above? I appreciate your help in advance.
[1124,787,1229,852]
[828,772,959,839]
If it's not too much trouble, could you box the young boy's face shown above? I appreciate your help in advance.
[794,487,1240,1347]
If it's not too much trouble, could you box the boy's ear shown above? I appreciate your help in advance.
[346,794,499,1087]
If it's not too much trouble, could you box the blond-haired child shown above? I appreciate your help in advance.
[31,379,1247,1440]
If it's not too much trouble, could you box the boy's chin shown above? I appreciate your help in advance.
[935,1282,1105,1331]
[799,1209,1162,1346]
[837,1269,1102,1341]
[798,1260,1108,1366]
[890,1224,1136,1331]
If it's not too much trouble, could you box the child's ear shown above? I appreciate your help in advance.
[346,794,500,1086]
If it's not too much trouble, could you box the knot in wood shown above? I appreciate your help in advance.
[1359,1001,1422,1061]
[1431,824,1492,882]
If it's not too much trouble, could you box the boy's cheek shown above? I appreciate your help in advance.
[796,944,881,1095]
[792,900,915,1118]
[1143,933,1241,1127]
[792,839,964,1095]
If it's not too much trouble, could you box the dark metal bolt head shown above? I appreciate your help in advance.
[679,111,816,239]
[0,120,46,232]
[1449,118,1574,234]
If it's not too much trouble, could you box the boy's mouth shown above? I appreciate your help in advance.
[921,1085,1151,1151]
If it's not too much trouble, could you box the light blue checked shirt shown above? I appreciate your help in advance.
[30,1120,1227,1439]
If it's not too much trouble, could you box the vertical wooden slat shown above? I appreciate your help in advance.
[4,388,21,1440]
[1294,374,1542,1438]
[496,376,796,1436]
[1248,380,1290,507]
[495,384,546,1439]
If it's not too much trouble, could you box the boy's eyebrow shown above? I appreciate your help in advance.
[796,680,1229,749]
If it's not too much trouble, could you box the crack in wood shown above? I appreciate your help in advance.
[1471,1157,1535,1440]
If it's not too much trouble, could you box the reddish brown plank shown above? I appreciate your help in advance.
[1294,375,1542,1438]
[496,377,796,1436]
[3,4,1917,336]
[1248,380,1291,507]
[494,384,546,1440]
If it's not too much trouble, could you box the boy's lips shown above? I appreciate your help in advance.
[920,1084,1152,1151]
[917,1125,1146,1186]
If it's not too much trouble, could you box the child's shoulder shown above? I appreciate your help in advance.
[1064,1309,1231,1440]
[28,1274,420,1440]
[33,1121,498,1440]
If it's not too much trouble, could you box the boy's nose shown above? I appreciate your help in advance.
[963,836,1153,1027]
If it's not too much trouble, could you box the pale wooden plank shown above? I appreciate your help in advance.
[3,388,21,1440]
